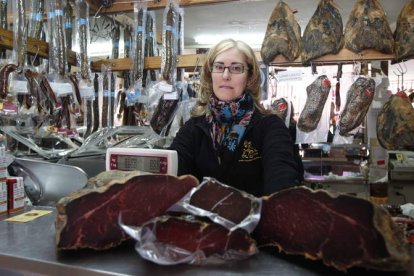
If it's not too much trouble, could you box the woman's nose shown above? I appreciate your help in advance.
[222,68,231,80]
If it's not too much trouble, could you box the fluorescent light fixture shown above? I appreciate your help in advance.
[194,33,264,48]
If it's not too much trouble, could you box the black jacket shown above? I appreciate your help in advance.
[170,110,303,197]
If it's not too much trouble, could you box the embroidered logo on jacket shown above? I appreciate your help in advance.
[240,141,260,162]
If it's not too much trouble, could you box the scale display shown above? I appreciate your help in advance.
[106,148,178,175]
[109,154,166,173]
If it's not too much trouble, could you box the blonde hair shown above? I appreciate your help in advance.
[192,39,266,116]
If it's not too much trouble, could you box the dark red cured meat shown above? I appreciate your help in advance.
[138,215,257,263]
[188,179,259,225]
[56,171,198,250]
[254,186,410,271]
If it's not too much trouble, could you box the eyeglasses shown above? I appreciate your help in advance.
[211,62,247,74]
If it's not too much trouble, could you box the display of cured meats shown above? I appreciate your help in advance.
[254,186,411,272]
[393,0,414,62]
[344,0,394,54]
[55,170,198,250]
[297,75,331,132]
[376,91,414,151]
[121,215,257,265]
[261,1,301,64]
[338,77,376,136]
[301,0,344,65]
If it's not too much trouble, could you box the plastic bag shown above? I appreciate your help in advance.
[169,177,262,233]
[120,214,258,265]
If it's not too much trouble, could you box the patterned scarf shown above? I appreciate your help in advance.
[207,92,254,154]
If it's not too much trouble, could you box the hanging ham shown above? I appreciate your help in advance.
[393,0,414,62]
[344,0,394,54]
[376,91,414,150]
[301,0,344,65]
[261,1,301,64]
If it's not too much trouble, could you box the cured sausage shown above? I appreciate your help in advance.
[344,0,394,54]
[56,171,198,250]
[254,186,411,272]
[301,0,343,65]
[338,77,375,136]
[298,75,331,132]
[261,1,301,64]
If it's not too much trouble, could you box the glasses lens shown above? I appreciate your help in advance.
[230,64,244,74]
[211,63,245,74]
[212,63,224,73]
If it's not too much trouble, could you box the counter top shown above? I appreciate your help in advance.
[1,206,413,276]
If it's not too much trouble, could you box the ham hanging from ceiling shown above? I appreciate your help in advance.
[393,0,414,62]
[261,1,301,64]
[55,171,198,250]
[298,75,331,132]
[376,92,414,151]
[344,0,394,54]
[254,186,411,272]
[338,77,376,136]
[301,0,344,65]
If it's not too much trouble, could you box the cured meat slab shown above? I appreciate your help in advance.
[254,186,411,272]
[344,0,394,54]
[178,178,262,232]
[261,1,301,64]
[122,215,257,265]
[376,92,414,151]
[339,77,376,136]
[393,0,414,62]
[56,170,198,250]
[298,75,331,132]
[301,0,344,65]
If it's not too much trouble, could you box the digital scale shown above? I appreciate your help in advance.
[106,148,178,176]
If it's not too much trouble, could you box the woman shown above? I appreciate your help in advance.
[170,39,302,196]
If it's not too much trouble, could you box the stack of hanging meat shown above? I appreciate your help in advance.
[55,172,411,272]
[261,1,301,64]
[376,91,414,151]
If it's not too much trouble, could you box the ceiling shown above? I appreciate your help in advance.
[150,0,408,50]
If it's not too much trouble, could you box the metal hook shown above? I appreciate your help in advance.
[397,61,407,91]
[94,5,104,18]
[393,71,401,92]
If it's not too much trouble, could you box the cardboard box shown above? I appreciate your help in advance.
[7,177,25,213]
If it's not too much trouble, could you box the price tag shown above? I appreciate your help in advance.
[79,80,94,98]
[396,153,404,161]
[11,80,29,94]
[50,81,73,97]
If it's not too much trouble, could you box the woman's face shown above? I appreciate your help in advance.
[211,48,249,102]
